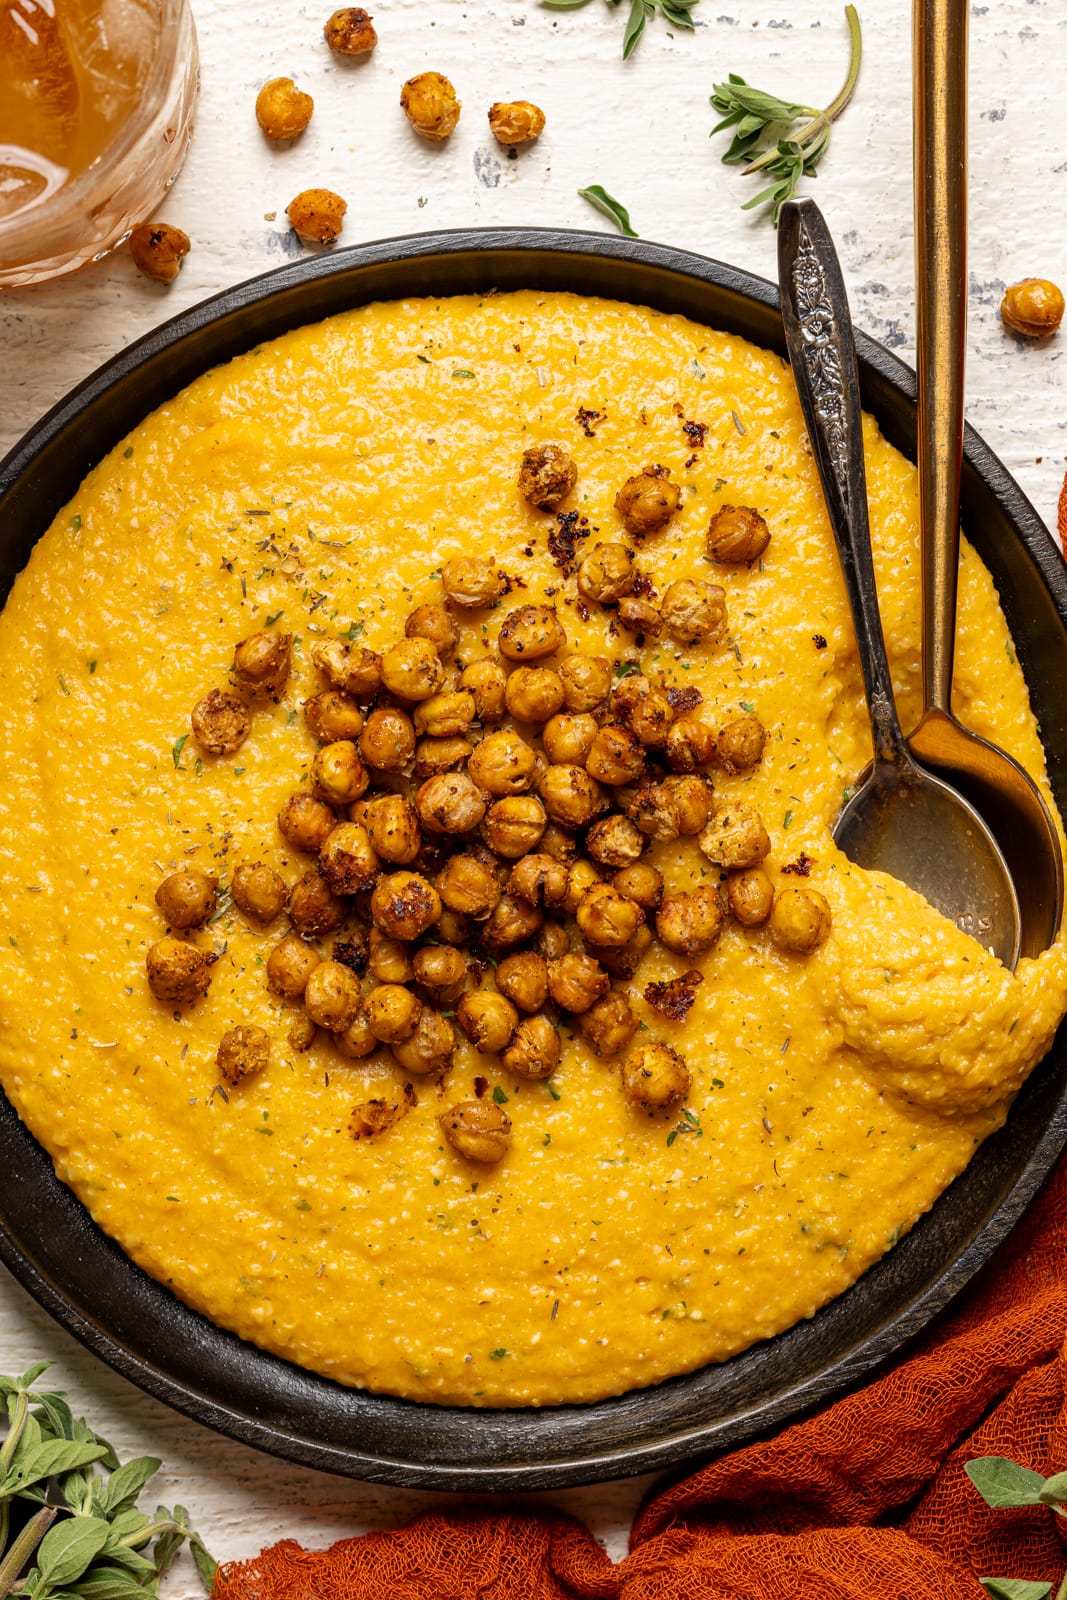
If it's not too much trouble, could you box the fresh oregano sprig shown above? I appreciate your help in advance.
[542,0,701,61]
[965,1454,1067,1600]
[0,1365,215,1600]
[710,4,863,223]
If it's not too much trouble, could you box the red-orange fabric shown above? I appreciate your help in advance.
[215,1152,1067,1600]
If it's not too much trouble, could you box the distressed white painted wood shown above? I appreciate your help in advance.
[1,0,1065,1585]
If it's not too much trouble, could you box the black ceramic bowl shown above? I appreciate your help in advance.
[2,228,1066,1492]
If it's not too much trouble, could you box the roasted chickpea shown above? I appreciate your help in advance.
[587,814,644,869]
[414,691,474,738]
[304,959,362,1032]
[233,629,292,698]
[289,870,347,938]
[577,542,634,604]
[621,1042,690,1112]
[413,945,468,1005]
[278,792,336,853]
[611,675,673,748]
[706,504,770,564]
[414,735,474,778]
[363,794,421,865]
[350,1087,417,1138]
[508,852,569,908]
[365,983,423,1043]
[440,1100,512,1164]
[231,863,289,923]
[537,921,570,962]
[256,77,313,139]
[286,188,347,245]
[495,951,549,1014]
[392,1008,456,1075]
[436,853,501,919]
[128,222,190,283]
[370,870,441,940]
[661,578,728,646]
[324,5,377,55]
[456,989,518,1053]
[656,886,726,959]
[481,893,543,952]
[699,801,770,870]
[489,100,546,147]
[627,780,681,842]
[401,70,461,141]
[305,689,364,743]
[727,867,774,927]
[612,862,663,910]
[401,605,456,662]
[437,907,473,945]
[716,713,766,773]
[576,882,645,948]
[483,796,546,859]
[517,442,576,510]
[663,774,713,836]
[539,821,578,863]
[547,951,609,1014]
[146,937,213,1004]
[319,822,380,895]
[769,885,832,952]
[539,763,604,827]
[468,727,537,796]
[355,707,414,772]
[380,638,444,703]
[312,740,370,806]
[502,1013,560,1079]
[217,1025,271,1086]
[557,858,601,916]
[334,1010,378,1060]
[369,926,414,984]
[288,1013,318,1052]
[617,595,662,638]
[504,666,565,724]
[459,659,507,722]
[559,654,611,713]
[416,771,486,834]
[155,868,216,929]
[497,604,567,663]
[586,725,646,786]
[579,991,639,1058]
[1001,277,1065,338]
[667,715,717,772]
[442,557,505,610]
[310,639,382,699]
[266,934,320,998]
[592,924,652,979]
[539,713,594,767]
[614,465,680,538]
[191,688,250,756]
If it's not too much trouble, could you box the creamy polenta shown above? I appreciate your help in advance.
[1,290,1065,1407]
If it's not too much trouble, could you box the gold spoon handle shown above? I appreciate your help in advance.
[914,0,968,716]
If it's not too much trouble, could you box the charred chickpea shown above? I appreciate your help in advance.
[310,639,382,699]
[1000,277,1065,338]
[416,771,486,834]
[612,862,663,910]
[497,604,567,663]
[380,638,444,703]
[286,188,347,245]
[414,691,474,738]
[278,792,336,853]
[324,5,377,54]
[363,794,421,865]
[577,542,635,604]
[576,882,645,949]
[667,715,717,773]
[539,821,578,863]
[504,666,565,724]
[191,688,250,756]
[455,990,518,1053]
[706,504,770,564]
[611,676,673,748]
[440,1101,512,1164]
[663,774,713,836]
[559,654,611,713]
[256,77,313,139]
[621,1042,690,1112]
[483,796,546,858]
[363,983,422,1043]
[233,629,292,697]
[660,578,728,646]
[319,822,381,895]
[401,70,461,141]
[266,934,321,998]
[699,801,771,870]
[412,945,468,1005]
[405,601,458,659]
[460,659,508,721]
[537,921,570,962]
[502,1014,560,1079]
[128,222,190,283]
[436,853,502,919]
[539,763,605,827]
[350,1087,417,1138]
[312,740,370,806]
[468,727,537,796]
[716,713,766,774]
[508,852,569,909]
[305,689,364,743]
[414,735,474,778]
[155,868,216,929]
[392,1008,456,1075]
[371,870,441,940]
[769,885,832,952]
[442,556,504,609]
[517,442,576,510]
[617,595,662,638]
[231,863,289,923]
[727,867,774,927]
[146,938,213,1004]
[334,1010,378,1059]
[217,1025,271,1087]
[356,708,414,772]
[593,924,652,979]
[656,886,726,959]
[547,951,609,1014]
[481,893,543,953]
[627,780,682,843]
[614,465,680,538]
[369,926,414,984]
[586,725,646,786]
[489,100,546,147]
[587,814,644,869]
[289,870,346,938]
[579,991,639,1058]
[304,960,362,1032]
[542,712,597,766]
[495,951,549,1014]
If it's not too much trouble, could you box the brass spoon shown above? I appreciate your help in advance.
[906,0,1063,958]
[778,197,1021,970]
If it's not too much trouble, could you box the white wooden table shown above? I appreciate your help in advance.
[2,0,1065,1583]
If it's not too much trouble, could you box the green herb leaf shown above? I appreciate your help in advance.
[99,1458,161,1517]
[34,1516,112,1589]
[1038,1471,1067,1505]
[622,0,646,58]
[172,733,189,769]
[191,1540,218,1592]
[979,1581,1053,1600]
[3,1438,110,1495]
[69,1564,158,1600]
[966,1456,1048,1509]
[492,1086,509,1105]
[578,185,638,238]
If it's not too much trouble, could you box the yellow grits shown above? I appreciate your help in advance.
[0,290,1065,1407]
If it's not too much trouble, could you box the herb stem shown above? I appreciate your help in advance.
[0,1507,55,1600]
[743,4,862,176]
[0,1393,28,1475]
